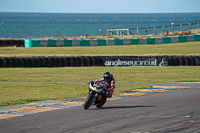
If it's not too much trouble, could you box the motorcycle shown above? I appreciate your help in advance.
[83,80,109,110]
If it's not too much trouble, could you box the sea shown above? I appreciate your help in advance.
[0,12,200,38]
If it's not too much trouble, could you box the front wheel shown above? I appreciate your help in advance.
[83,94,93,110]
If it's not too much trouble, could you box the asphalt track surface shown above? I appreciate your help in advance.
[1,82,200,133]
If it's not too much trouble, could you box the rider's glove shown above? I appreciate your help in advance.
[106,93,112,98]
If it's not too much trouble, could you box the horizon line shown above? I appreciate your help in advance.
[1,11,200,14]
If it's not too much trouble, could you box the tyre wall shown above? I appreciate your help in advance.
[0,56,199,67]
[0,40,24,47]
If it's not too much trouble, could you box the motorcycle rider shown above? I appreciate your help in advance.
[95,72,115,98]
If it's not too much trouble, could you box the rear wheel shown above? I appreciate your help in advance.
[96,95,107,108]
[83,94,93,110]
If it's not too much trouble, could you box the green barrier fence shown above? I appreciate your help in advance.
[162,37,171,43]
[80,39,90,46]
[97,39,106,46]
[24,34,200,48]
[194,34,200,41]
[48,39,56,47]
[25,40,40,48]
[64,40,72,46]
[115,39,123,45]
[131,38,139,44]
[147,38,155,44]
[179,36,187,42]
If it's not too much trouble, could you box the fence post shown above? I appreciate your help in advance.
[145,27,148,35]
[163,26,165,34]
[171,24,174,34]
[154,26,156,35]
[180,24,182,32]
[189,23,190,31]
[137,28,139,35]
[127,29,129,36]
[117,29,119,36]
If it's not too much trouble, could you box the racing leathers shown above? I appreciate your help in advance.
[95,74,115,98]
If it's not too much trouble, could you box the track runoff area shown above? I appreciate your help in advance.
[0,83,191,120]
[1,82,200,133]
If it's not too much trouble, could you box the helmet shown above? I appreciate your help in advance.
[103,72,111,82]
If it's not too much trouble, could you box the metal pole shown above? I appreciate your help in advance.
[137,28,139,35]
[145,27,148,35]
[127,29,129,36]
[154,26,156,35]
[163,26,164,34]
[180,24,182,32]
[189,23,190,31]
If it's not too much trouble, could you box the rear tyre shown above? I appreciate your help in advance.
[96,96,107,108]
[83,94,93,110]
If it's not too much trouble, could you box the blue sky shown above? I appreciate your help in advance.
[0,0,200,13]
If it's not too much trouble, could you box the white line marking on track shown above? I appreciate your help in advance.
[114,115,191,118]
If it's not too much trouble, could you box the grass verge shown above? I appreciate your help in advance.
[1,66,199,107]
[0,66,200,83]
[0,83,151,107]
[0,41,200,57]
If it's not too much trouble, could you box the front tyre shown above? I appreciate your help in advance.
[83,94,93,110]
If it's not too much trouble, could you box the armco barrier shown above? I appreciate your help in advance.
[123,39,131,45]
[64,40,72,46]
[24,34,200,48]
[194,34,200,41]
[155,37,163,44]
[0,56,199,67]
[106,39,115,45]
[171,36,179,43]
[139,38,147,44]
[1,34,200,47]
[131,38,139,45]
[179,36,187,42]
[163,37,171,43]
[147,37,155,44]
[187,35,195,42]
[97,39,106,46]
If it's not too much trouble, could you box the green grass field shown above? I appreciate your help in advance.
[0,41,200,56]
[1,67,200,83]
[0,41,200,107]
[0,83,150,107]
[0,66,199,107]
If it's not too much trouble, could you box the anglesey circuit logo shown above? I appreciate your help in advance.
[105,58,168,67]
[159,58,168,66]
